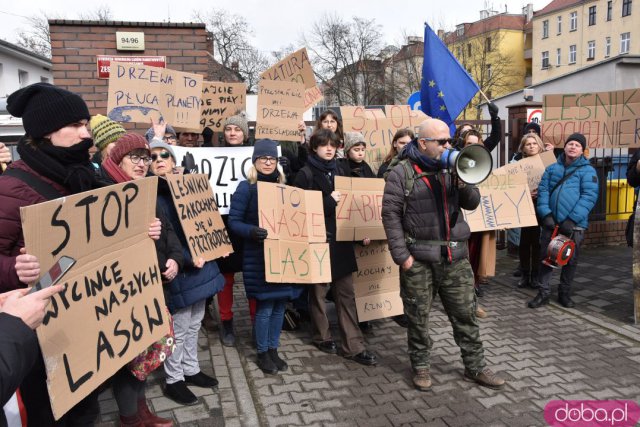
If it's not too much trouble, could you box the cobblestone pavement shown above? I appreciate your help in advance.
[96,245,640,426]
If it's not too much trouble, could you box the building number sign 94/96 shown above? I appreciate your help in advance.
[116,32,145,51]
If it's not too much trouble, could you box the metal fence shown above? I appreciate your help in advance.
[588,148,635,221]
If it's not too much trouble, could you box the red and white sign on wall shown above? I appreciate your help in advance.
[96,55,166,79]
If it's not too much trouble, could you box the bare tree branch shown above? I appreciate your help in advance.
[192,8,252,67]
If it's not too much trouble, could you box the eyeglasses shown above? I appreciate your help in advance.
[257,156,277,164]
[421,137,453,146]
[151,151,172,162]
[127,154,152,165]
[163,135,177,142]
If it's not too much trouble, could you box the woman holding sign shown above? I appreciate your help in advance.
[99,133,183,427]
[228,139,303,374]
[294,129,378,366]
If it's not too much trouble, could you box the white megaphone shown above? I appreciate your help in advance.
[439,144,493,185]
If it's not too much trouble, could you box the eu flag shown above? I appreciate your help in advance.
[421,23,479,132]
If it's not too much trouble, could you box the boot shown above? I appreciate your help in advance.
[413,368,432,391]
[527,292,550,309]
[137,398,173,426]
[164,381,197,405]
[558,292,575,308]
[268,348,288,372]
[119,414,144,427]
[257,351,278,375]
[463,368,506,390]
[517,275,530,288]
[221,319,235,347]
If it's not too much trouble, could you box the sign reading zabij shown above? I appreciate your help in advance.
[341,105,429,173]
[165,173,234,261]
[462,173,537,232]
[492,150,556,191]
[335,176,386,241]
[352,241,403,322]
[256,80,305,142]
[260,47,323,110]
[107,61,203,129]
[258,182,331,284]
[200,81,247,131]
[20,177,168,420]
[542,89,640,148]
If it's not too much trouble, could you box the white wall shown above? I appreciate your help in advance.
[0,50,52,98]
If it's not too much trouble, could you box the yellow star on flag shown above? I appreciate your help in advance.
[438,91,444,98]
[429,80,436,87]
[440,105,447,111]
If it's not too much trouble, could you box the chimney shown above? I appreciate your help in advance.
[231,61,239,72]
[522,3,534,22]
[206,31,214,56]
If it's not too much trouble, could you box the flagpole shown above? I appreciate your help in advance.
[478,88,491,104]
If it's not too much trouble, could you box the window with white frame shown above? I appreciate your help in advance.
[569,45,577,63]
[620,32,630,53]
[542,20,549,38]
[587,41,596,59]
[557,16,562,34]
[486,64,492,79]
[556,48,561,65]
[605,37,611,56]
[570,11,578,31]
[542,51,550,68]
[18,70,28,88]
[41,76,49,83]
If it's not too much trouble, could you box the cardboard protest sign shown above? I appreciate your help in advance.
[542,89,640,148]
[352,241,403,322]
[165,173,233,261]
[258,182,331,284]
[256,80,305,142]
[107,62,203,129]
[462,173,537,232]
[200,81,247,131]
[334,176,386,241]
[20,178,168,419]
[341,105,429,173]
[260,47,323,110]
[492,150,556,191]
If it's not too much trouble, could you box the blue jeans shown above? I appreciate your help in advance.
[255,299,287,353]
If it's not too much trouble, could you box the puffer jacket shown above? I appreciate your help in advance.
[536,154,599,228]
[0,160,69,292]
[382,157,480,266]
[228,180,303,301]
[156,179,225,313]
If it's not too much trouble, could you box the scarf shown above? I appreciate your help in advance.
[17,136,99,194]
[101,157,133,184]
[307,154,337,174]
[257,170,280,183]
[400,140,440,172]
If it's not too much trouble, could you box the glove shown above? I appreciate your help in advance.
[250,227,268,242]
[488,102,499,119]
[559,219,576,236]
[278,156,290,175]
[181,152,198,173]
[542,214,556,231]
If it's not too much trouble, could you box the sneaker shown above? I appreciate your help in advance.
[527,292,550,309]
[221,319,235,347]
[257,351,278,375]
[413,368,432,391]
[164,381,198,405]
[463,368,506,390]
[185,372,218,388]
[268,348,288,372]
[475,306,488,319]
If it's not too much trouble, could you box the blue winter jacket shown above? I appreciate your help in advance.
[536,154,599,228]
[157,179,225,313]
[228,180,303,301]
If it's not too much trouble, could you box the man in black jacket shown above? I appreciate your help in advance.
[382,118,505,392]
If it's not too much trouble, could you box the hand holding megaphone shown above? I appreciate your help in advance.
[439,144,493,185]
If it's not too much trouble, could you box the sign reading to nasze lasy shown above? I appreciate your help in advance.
[462,173,537,232]
[256,80,305,142]
[542,89,640,148]
[352,241,403,322]
[107,62,203,129]
[20,178,168,420]
[492,150,556,191]
[165,173,234,261]
[200,81,247,131]
[260,47,323,110]
[335,176,386,241]
[258,182,331,284]
[341,105,429,173]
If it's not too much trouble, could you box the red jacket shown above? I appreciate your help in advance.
[0,160,69,292]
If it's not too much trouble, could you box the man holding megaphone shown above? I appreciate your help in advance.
[382,118,505,392]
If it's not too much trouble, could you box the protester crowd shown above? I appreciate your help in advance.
[0,82,601,426]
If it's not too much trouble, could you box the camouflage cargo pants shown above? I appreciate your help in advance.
[400,258,486,373]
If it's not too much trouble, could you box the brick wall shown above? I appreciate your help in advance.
[583,219,627,247]
[48,20,209,133]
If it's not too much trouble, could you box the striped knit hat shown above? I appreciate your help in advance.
[91,114,126,151]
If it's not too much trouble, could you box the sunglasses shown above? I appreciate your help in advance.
[151,151,172,162]
[421,137,453,146]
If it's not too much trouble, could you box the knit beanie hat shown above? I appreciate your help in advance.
[344,131,366,154]
[91,114,126,151]
[149,141,176,161]
[523,122,541,136]
[224,111,249,140]
[565,132,587,150]
[252,139,278,163]
[110,133,150,165]
[144,124,177,143]
[6,83,90,139]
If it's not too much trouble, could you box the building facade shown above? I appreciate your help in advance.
[0,39,52,98]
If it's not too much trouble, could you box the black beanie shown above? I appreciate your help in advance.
[252,139,278,163]
[523,122,541,136]
[565,132,587,150]
[7,83,90,139]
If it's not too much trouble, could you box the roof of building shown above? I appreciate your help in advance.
[0,39,51,65]
[534,0,584,18]
[444,14,526,43]
[389,41,424,63]
[48,19,206,29]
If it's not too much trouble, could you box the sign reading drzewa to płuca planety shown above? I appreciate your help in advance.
[20,177,169,420]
